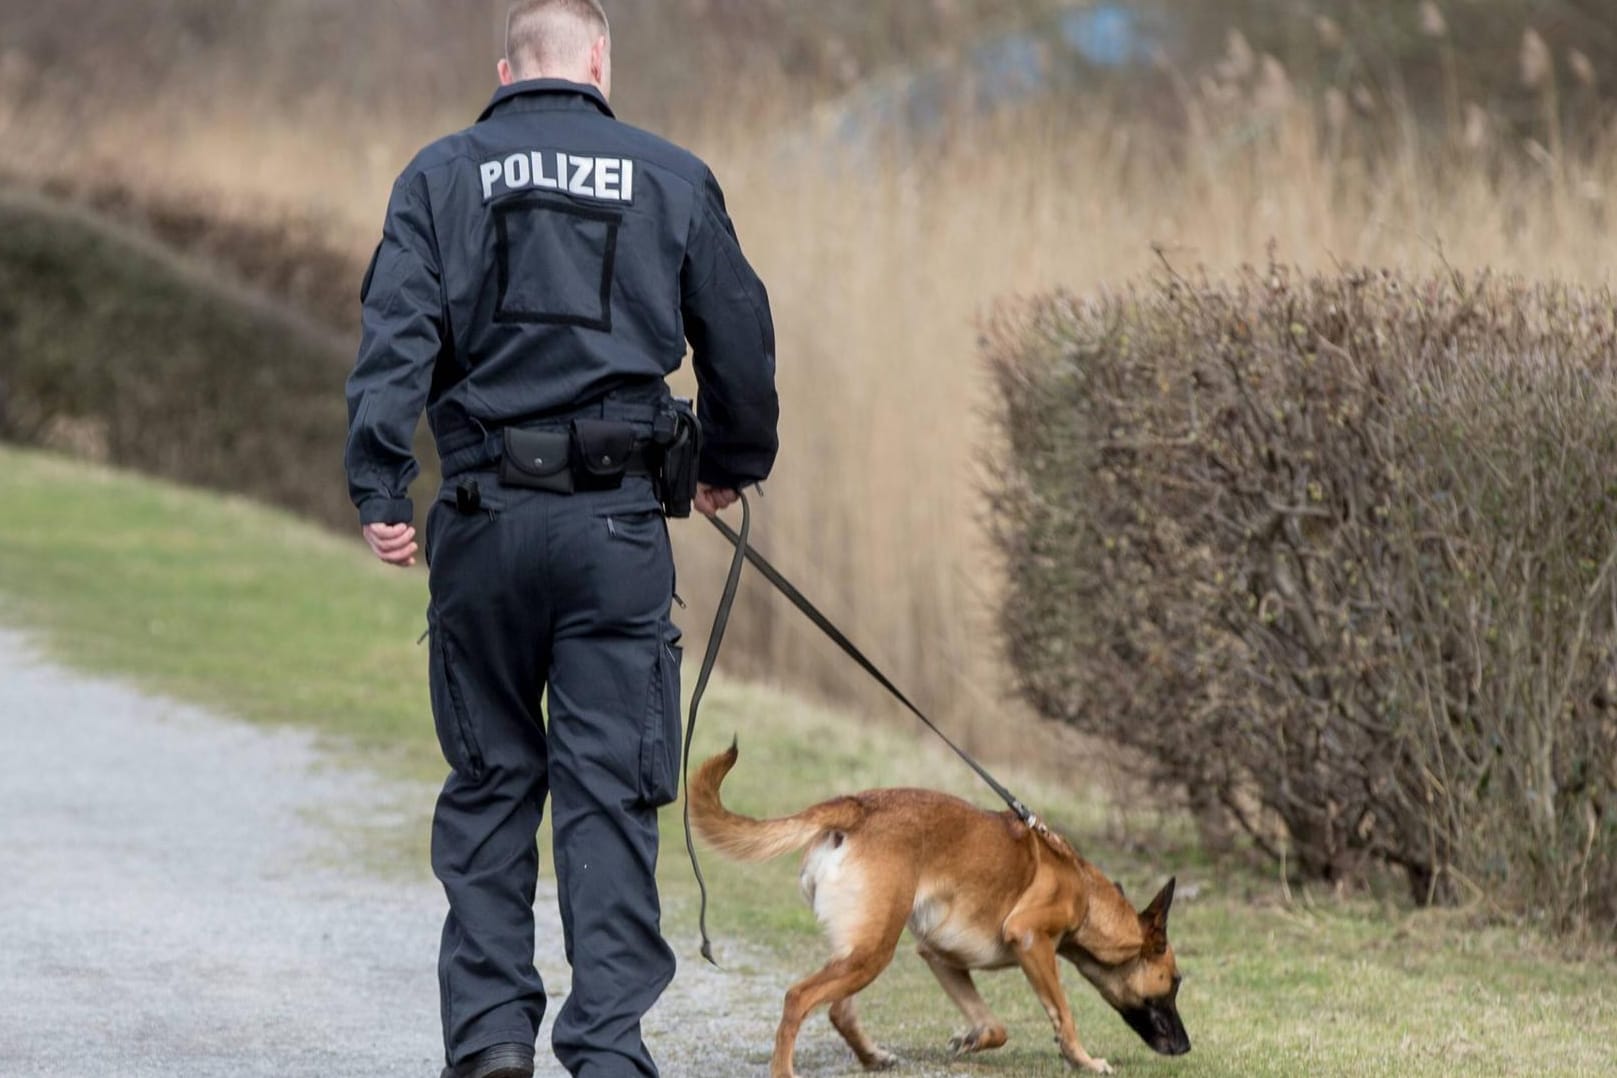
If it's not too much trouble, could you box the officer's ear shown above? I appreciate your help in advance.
[498,57,517,87]
[590,35,611,99]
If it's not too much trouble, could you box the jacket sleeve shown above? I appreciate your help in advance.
[680,169,780,489]
[344,171,445,526]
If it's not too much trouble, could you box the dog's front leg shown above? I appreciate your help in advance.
[918,946,1009,1055]
[1008,930,1112,1074]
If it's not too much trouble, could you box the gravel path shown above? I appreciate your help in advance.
[0,628,799,1077]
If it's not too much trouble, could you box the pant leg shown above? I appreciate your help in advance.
[545,481,681,1077]
[427,487,553,1065]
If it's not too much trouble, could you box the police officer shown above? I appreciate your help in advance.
[343,2,778,1075]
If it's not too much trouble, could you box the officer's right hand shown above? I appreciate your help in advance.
[695,484,740,517]
[363,523,419,568]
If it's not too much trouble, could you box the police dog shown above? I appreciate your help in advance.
[690,744,1189,1077]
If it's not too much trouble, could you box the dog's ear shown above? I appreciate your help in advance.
[1138,876,1176,956]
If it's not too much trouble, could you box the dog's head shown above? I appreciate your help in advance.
[1069,877,1191,1057]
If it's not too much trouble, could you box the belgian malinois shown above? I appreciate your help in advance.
[689,744,1190,1077]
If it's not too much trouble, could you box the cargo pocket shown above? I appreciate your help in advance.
[428,610,487,781]
[494,195,620,330]
[637,632,684,807]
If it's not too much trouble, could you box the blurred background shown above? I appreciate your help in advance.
[4,0,1616,751]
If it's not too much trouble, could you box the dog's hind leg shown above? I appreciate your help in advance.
[772,949,896,1078]
[917,946,1008,1055]
[772,892,908,1078]
[829,997,898,1071]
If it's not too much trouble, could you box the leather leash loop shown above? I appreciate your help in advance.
[682,492,751,966]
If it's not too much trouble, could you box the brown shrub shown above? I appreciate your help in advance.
[988,264,1617,935]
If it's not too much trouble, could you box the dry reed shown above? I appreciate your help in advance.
[4,36,1615,760]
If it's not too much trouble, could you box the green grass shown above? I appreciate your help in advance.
[0,446,434,771]
[1,445,1613,1077]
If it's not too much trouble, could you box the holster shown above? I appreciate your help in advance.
[652,399,702,519]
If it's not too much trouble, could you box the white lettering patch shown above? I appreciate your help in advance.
[568,156,593,196]
[480,150,636,204]
[503,153,530,190]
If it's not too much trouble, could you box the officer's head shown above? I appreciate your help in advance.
[499,0,612,100]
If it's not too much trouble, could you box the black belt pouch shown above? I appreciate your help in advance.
[570,419,635,491]
[656,402,702,519]
[499,428,574,493]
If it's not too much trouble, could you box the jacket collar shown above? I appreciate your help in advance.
[477,78,615,123]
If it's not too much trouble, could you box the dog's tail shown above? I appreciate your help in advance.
[690,740,865,863]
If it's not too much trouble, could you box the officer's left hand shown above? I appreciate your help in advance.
[695,484,740,517]
[363,523,419,568]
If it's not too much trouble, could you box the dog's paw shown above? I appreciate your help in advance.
[863,1048,899,1071]
[949,1025,1008,1055]
[1057,1039,1114,1074]
[1059,1046,1114,1074]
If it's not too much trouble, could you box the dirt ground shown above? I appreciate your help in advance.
[0,627,801,1078]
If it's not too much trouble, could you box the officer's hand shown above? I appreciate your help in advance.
[695,484,740,517]
[363,523,419,568]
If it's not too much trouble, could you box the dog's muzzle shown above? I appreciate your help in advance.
[1121,1002,1191,1056]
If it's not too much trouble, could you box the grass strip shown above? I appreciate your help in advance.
[1,446,1611,1076]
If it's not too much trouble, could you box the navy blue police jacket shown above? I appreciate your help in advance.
[344,79,779,525]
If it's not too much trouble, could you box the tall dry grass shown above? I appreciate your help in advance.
[4,31,1616,758]
[687,51,1617,744]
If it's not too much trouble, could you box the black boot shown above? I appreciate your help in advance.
[439,1043,535,1078]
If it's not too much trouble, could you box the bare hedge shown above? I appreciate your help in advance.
[988,264,1617,936]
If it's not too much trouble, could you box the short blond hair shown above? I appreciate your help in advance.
[506,0,610,75]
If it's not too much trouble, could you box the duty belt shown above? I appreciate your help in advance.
[439,431,657,479]
[495,422,658,497]
[438,429,658,480]
[439,431,512,479]
[437,390,668,479]
[445,398,701,519]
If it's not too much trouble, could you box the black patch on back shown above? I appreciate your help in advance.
[493,195,620,331]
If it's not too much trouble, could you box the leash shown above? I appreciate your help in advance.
[682,492,1046,963]
[705,513,1035,825]
[681,492,751,966]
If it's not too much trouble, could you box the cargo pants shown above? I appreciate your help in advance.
[424,449,681,1077]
